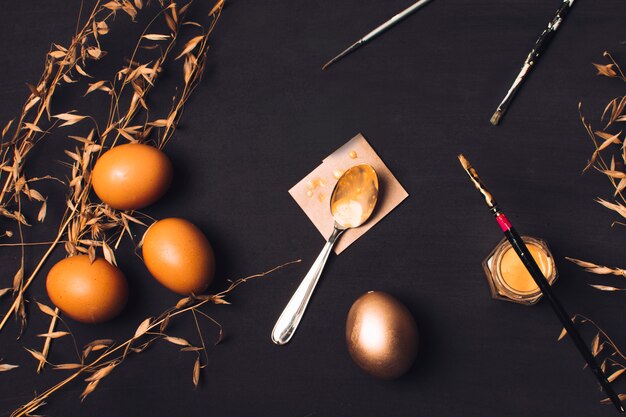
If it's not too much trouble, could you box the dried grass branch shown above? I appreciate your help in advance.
[12,260,300,417]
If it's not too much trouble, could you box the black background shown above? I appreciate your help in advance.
[1,1,625,416]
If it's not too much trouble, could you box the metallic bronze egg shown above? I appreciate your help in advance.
[346,291,418,379]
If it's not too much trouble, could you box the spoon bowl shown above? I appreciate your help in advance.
[330,164,379,229]
[271,164,379,345]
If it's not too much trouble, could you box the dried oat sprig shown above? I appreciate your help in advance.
[12,260,300,417]
[0,0,151,334]
[576,52,626,291]
[567,50,626,405]
[0,0,224,336]
[567,257,626,292]
[557,314,626,403]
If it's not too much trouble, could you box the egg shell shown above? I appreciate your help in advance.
[346,291,418,379]
[92,143,173,210]
[142,218,215,295]
[46,255,128,323]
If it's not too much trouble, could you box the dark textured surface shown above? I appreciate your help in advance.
[1,1,625,416]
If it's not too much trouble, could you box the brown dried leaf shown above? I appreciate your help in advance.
[63,74,77,83]
[121,2,138,20]
[176,297,192,309]
[36,302,58,318]
[37,331,70,339]
[49,50,67,59]
[591,333,600,355]
[37,200,47,222]
[596,199,626,220]
[599,169,626,179]
[103,1,121,11]
[160,314,170,333]
[134,317,152,338]
[25,348,47,363]
[0,363,19,372]
[102,241,116,266]
[164,336,191,347]
[176,36,204,60]
[0,288,11,298]
[180,346,204,352]
[80,379,100,401]
[85,339,114,350]
[209,0,224,16]
[75,64,92,78]
[557,327,568,342]
[143,34,170,41]
[164,13,177,31]
[601,393,626,404]
[23,122,43,132]
[13,266,23,291]
[608,368,625,383]
[85,363,116,382]
[53,112,87,127]
[95,21,109,35]
[211,295,230,305]
[26,82,42,97]
[192,357,200,388]
[588,284,625,291]
[85,80,110,95]
[2,119,14,138]
[593,63,617,78]
[88,245,96,263]
[54,363,84,370]
[121,212,147,226]
[86,46,105,60]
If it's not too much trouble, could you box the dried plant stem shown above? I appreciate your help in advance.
[0,216,72,333]
[37,307,60,373]
[12,260,301,417]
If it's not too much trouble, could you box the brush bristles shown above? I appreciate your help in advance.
[457,154,470,171]
[490,110,502,126]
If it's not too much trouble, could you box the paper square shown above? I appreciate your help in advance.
[289,133,409,254]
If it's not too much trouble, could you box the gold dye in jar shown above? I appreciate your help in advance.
[482,236,558,306]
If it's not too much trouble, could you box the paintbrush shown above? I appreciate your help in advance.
[490,0,576,125]
[458,154,624,413]
[322,0,433,71]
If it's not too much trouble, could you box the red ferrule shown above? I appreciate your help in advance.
[496,213,512,232]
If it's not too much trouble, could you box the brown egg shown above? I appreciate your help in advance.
[346,291,418,379]
[142,218,215,295]
[92,143,173,210]
[46,255,128,323]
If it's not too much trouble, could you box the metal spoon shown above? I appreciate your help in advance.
[271,164,379,345]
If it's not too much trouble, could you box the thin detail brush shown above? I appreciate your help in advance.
[322,0,434,71]
[490,0,576,125]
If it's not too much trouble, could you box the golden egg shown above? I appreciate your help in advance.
[92,143,173,210]
[346,291,418,379]
[142,218,215,295]
[46,255,128,323]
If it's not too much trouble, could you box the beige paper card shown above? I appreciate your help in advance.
[289,133,408,254]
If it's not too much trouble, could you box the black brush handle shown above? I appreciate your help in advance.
[504,226,624,413]
[527,0,574,65]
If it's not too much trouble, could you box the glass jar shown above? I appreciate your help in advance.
[482,236,558,306]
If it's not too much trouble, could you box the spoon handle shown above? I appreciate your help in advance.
[271,227,344,345]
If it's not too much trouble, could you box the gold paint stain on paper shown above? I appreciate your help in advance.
[307,190,314,198]
[333,169,344,179]
[308,178,326,190]
[349,150,357,159]
[318,193,325,203]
